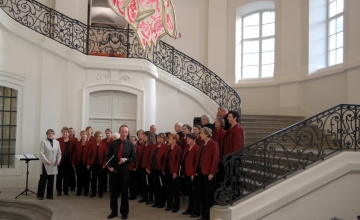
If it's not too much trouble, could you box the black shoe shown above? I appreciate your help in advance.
[90,194,96,198]
[138,198,147,203]
[84,193,88,196]
[99,194,103,198]
[190,214,200,218]
[107,213,118,219]
[145,200,153,205]
[37,197,44,200]
[76,193,81,196]
[64,192,69,196]
[165,207,172,211]
[47,197,54,200]
[121,216,127,219]
[171,208,179,213]
[157,205,165,208]
[151,204,157,207]
[57,192,61,196]
[182,211,191,215]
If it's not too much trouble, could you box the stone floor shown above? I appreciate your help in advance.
[0,188,194,220]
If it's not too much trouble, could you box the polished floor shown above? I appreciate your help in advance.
[0,188,193,220]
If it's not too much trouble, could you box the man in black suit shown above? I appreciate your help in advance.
[106,125,137,219]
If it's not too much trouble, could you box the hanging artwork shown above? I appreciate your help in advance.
[108,0,177,50]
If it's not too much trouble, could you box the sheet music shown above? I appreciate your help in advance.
[14,155,26,160]
[24,154,37,159]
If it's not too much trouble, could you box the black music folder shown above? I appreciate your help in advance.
[106,155,120,172]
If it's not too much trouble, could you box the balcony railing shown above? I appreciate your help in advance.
[0,0,241,112]
[215,104,360,205]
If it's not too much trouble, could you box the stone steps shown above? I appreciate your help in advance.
[0,200,52,220]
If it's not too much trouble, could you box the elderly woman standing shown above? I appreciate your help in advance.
[197,127,219,220]
[37,129,62,200]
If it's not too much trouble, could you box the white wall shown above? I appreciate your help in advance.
[225,0,360,116]
[0,7,217,188]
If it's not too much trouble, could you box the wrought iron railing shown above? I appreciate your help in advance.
[0,0,241,112]
[215,104,360,205]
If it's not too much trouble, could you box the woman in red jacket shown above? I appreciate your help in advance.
[197,127,219,220]
[56,127,77,196]
[193,125,203,146]
[212,117,227,187]
[181,133,200,218]
[179,124,191,150]
[129,135,141,200]
[85,126,96,144]
[223,111,244,156]
[146,133,167,208]
[163,133,182,213]
[87,131,107,198]
[72,131,91,196]
[138,131,156,205]
[101,128,113,193]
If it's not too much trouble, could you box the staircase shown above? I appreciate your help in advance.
[241,115,306,146]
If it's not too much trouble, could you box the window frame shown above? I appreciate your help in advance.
[240,10,275,80]
[327,0,344,66]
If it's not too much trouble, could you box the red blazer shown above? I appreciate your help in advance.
[73,140,91,166]
[89,136,96,144]
[56,137,76,163]
[223,123,244,156]
[197,139,219,175]
[162,144,182,175]
[147,143,168,171]
[129,144,141,171]
[139,143,156,169]
[101,138,113,154]
[212,128,226,159]
[179,137,188,150]
[181,144,200,176]
[70,137,78,143]
[87,141,107,166]
[196,136,204,147]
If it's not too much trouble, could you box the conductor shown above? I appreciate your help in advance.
[106,125,137,219]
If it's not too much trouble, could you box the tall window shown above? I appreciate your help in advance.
[328,0,343,66]
[0,86,17,168]
[241,11,275,79]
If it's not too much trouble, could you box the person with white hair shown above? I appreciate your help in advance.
[174,122,184,145]
[112,133,120,140]
[201,114,215,131]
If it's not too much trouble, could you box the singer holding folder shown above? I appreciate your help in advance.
[106,125,136,220]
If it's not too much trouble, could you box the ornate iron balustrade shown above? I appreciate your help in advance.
[215,104,360,206]
[0,0,241,112]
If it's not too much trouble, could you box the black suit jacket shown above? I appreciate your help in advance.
[106,139,137,170]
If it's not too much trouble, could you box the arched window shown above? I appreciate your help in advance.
[237,10,275,80]
[327,0,343,66]
[0,86,17,168]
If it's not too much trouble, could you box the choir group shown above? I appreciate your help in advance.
[36,106,245,220]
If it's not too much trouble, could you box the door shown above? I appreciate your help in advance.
[89,91,136,136]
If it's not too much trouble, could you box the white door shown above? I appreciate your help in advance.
[89,91,137,135]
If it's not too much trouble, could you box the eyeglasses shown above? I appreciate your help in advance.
[47,132,54,135]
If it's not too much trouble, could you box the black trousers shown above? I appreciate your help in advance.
[184,176,200,215]
[128,170,138,198]
[216,162,225,188]
[110,167,129,217]
[37,164,54,198]
[198,173,216,220]
[165,170,180,210]
[103,168,109,191]
[151,169,166,206]
[56,161,72,193]
[76,163,90,195]
[136,169,142,195]
[91,163,104,196]
[140,168,153,201]
[69,166,76,191]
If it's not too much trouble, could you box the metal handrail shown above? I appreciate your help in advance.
[0,0,241,112]
[215,104,360,205]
